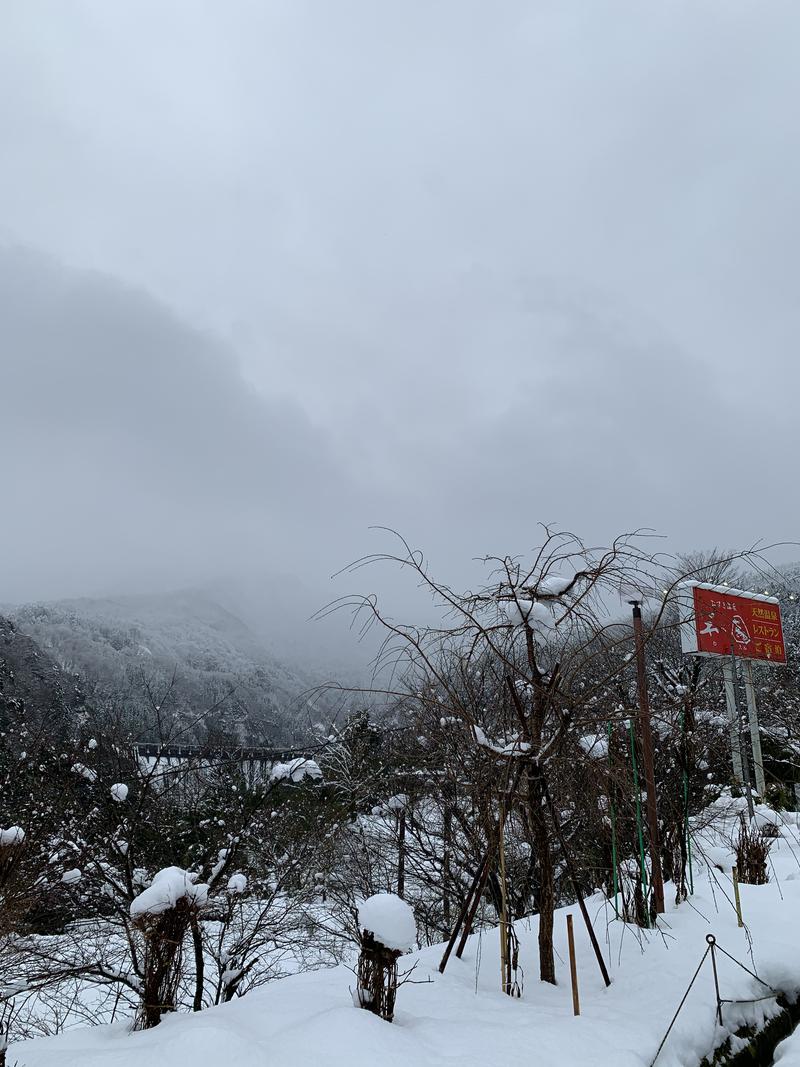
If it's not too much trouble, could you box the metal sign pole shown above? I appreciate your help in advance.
[729,643,755,821]
[721,661,744,785]
[742,660,766,798]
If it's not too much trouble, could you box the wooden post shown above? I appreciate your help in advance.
[732,866,743,928]
[566,914,580,1016]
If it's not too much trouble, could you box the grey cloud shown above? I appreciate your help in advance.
[1,246,374,601]
[1,2,799,621]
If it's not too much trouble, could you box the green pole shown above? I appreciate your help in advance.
[680,711,694,895]
[608,722,619,918]
[683,773,694,895]
[629,718,649,923]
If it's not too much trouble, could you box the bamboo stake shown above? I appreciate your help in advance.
[444,761,526,970]
[439,855,487,973]
[732,866,743,928]
[566,914,580,1016]
[455,857,491,961]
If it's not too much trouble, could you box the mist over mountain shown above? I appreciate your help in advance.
[5,584,364,745]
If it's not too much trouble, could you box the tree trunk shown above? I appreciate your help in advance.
[190,914,204,1012]
[526,765,556,984]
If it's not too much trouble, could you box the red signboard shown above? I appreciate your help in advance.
[680,583,786,665]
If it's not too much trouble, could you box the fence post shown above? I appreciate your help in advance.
[567,914,580,1017]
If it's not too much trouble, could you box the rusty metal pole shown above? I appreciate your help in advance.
[630,602,665,915]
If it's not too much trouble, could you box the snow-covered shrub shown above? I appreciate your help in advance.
[734,815,771,885]
[130,867,210,1030]
[355,893,415,1022]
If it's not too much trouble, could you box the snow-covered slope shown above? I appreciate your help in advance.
[14,802,800,1067]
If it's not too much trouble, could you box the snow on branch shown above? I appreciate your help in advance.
[473,725,531,758]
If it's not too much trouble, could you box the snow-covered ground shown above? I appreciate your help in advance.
[13,800,800,1067]
[777,1029,800,1066]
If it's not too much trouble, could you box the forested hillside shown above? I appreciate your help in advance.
[6,591,337,745]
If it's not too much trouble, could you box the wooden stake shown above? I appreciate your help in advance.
[732,865,743,928]
[566,914,580,1016]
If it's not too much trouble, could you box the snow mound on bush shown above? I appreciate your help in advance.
[0,827,25,847]
[358,893,416,951]
[130,866,209,919]
[503,599,555,639]
[227,873,247,895]
[110,783,129,803]
[269,758,322,784]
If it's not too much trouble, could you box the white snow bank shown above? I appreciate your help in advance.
[0,826,25,847]
[358,893,416,951]
[774,1025,800,1065]
[269,758,322,784]
[130,867,209,919]
[110,783,129,803]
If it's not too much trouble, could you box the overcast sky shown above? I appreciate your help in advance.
[2,1,799,616]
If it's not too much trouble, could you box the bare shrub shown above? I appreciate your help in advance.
[133,897,199,1030]
[734,816,771,884]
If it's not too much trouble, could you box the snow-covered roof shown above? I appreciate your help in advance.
[677,581,780,605]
